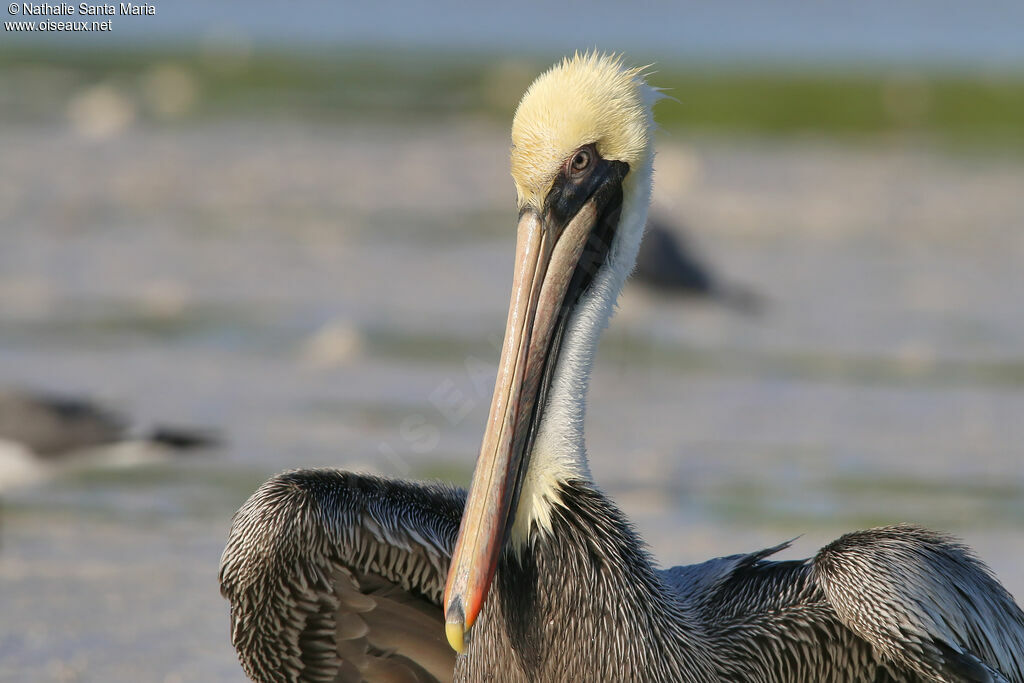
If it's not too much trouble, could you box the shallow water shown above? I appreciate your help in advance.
[1,120,1022,680]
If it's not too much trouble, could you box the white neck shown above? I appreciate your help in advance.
[509,156,654,545]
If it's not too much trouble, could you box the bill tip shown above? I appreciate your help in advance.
[445,620,467,654]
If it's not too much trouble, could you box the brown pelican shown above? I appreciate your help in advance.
[220,53,1024,682]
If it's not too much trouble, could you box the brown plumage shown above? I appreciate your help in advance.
[220,53,1024,682]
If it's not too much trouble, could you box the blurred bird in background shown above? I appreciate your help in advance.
[0,388,220,491]
[633,215,764,313]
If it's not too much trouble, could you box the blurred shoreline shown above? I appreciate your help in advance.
[5,0,1024,69]
[1,46,1023,153]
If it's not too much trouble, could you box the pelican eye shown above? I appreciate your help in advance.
[568,146,595,177]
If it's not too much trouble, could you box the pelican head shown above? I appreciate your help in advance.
[443,53,660,653]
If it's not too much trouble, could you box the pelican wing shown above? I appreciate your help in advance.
[665,541,901,680]
[813,524,1024,682]
[220,470,465,683]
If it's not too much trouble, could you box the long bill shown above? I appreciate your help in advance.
[442,167,625,653]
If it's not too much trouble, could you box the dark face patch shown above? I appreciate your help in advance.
[541,144,630,311]
[543,144,630,232]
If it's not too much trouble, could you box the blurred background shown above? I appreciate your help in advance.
[2,1,1023,680]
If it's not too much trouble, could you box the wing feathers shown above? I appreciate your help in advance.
[814,524,1024,682]
[220,470,464,683]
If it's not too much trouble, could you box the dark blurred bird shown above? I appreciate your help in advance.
[0,388,220,489]
[633,216,764,313]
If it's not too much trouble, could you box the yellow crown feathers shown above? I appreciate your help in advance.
[510,52,659,210]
